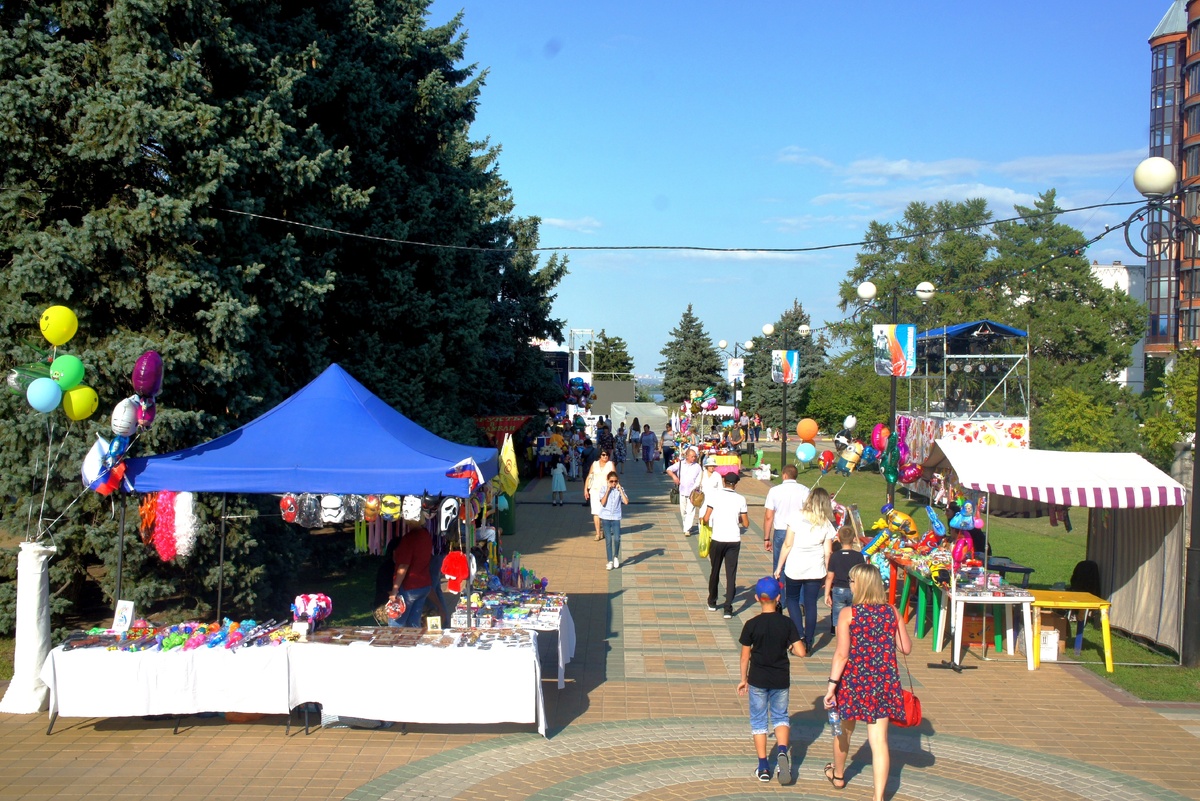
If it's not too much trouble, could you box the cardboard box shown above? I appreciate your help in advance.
[960,614,993,644]
[1039,611,1072,641]
[1039,629,1060,661]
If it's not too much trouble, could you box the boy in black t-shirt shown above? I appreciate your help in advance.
[738,576,806,785]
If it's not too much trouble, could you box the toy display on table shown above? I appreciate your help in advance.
[952,568,1033,599]
[452,589,567,631]
[292,593,333,630]
[304,625,534,649]
[57,618,293,652]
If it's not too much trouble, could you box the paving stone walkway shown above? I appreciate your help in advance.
[0,455,1197,800]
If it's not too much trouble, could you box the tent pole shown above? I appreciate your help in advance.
[216,494,228,621]
[114,495,127,609]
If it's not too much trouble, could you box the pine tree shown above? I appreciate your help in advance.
[739,301,827,432]
[594,329,635,381]
[658,305,724,404]
[0,0,566,629]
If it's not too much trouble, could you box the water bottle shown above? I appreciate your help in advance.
[827,704,843,738]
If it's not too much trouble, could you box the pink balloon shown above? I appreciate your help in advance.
[899,463,923,484]
[135,397,157,428]
[131,351,163,398]
[898,441,910,463]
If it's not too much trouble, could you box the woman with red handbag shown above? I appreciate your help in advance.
[822,564,912,799]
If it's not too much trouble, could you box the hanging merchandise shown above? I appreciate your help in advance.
[138,493,157,545]
[443,551,470,592]
[174,492,197,560]
[280,493,298,523]
[320,495,345,524]
[295,493,321,528]
[379,494,401,521]
[343,494,365,521]
[152,491,178,562]
[364,495,381,522]
[439,497,460,536]
[354,519,368,553]
[402,494,423,522]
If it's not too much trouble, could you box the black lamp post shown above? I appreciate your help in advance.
[718,337,754,446]
[1125,156,1200,667]
[856,279,935,505]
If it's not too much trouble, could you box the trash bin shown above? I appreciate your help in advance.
[498,492,516,537]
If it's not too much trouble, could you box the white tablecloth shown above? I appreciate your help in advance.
[39,644,292,719]
[288,635,546,736]
[937,593,1035,670]
[529,603,575,689]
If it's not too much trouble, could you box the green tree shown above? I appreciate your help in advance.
[0,0,565,629]
[593,329,635,381]
[740,300,826,432]
[1036,387,1121,452]
[657,305,725,403]
[804,357,891,434]
[1140,350,1198,469]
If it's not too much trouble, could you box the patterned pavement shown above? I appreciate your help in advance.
[0,457,1197,800]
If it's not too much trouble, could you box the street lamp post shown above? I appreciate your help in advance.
[717,338,754,442]
[1124,156,1200,667]
[761,323,810,472]
[857,280,935,505]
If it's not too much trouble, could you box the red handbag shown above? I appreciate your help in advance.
[893,651,921,727]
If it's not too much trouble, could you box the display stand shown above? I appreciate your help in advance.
[937,572,1034,670]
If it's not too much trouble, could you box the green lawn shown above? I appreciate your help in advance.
[758,447,1200,702]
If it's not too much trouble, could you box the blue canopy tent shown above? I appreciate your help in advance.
[125,363,497,494]
[121,363,497,616]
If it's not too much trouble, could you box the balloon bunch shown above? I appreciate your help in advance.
[82,350,166,496]
[566,377,596,410]
[832,415,857,453]
[793,417,819,464]
[7,306,101,421]
[893,416,921,484]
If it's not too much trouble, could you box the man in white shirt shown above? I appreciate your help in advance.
[668,447,704,536]
[762,464,810,574]
[703,472,750,618]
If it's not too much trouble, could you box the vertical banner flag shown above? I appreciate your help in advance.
[872,324,916,377]
[771,350,800,385]
[727,357,745,384]
[498,433,520,496]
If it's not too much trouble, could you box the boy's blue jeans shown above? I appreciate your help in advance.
[748,685,790,735]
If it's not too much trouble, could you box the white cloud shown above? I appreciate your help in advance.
[686,250,811,262]
[543,216,603,234]
[995,149,1144,181]
[776,146,835,169]
[766,213,871,232]
[843,157,984,185]
[812,182,1038,212]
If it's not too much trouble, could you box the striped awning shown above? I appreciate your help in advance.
[922,441,1186,511]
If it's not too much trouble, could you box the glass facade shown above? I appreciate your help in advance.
[1150,36,1186,350]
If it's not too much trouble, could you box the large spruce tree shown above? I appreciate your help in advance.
[740,301,826,433]
[657,305,724,404]
[0,0,564,628]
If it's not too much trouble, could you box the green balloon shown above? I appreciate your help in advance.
[50,354,85,390]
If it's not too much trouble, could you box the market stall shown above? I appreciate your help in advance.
[921,440,1188,654]
[451,588,575,688]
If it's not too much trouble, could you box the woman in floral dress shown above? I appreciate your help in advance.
[822,564,911,800]
[614,423,628,474]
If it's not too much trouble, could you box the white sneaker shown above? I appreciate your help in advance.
[606,561,614,570]
[613,556,620,569]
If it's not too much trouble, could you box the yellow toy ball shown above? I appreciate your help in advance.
[61,385,99,421]
[39,306,78,347]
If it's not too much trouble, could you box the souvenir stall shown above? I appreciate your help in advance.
[920,440,1188,668]
[37,365,557,735]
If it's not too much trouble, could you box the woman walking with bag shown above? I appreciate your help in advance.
[774,488,836,653]
[822,564,912,799]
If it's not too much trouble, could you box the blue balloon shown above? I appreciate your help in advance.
[796,442,817,463]
[26,377,62,414]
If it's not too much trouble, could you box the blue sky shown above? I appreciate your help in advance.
[428,1,1161,376]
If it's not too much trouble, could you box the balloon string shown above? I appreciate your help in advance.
[45,421,74,482]
[24,457,39,542]
[36,416,55,538]
[38,484,89,545]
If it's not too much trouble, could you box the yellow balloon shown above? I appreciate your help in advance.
[40,305,78,347]
[61,385,99,421]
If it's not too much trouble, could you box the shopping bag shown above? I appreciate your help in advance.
[669,486,679,505]
[698,522,712,558]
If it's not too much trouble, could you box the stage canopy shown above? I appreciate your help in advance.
[125,364,497,496]
[917,319,1028,342]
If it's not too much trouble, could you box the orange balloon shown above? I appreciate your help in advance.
[796,418,819,442]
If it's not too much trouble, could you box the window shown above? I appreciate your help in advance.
[1187,144,1200,179]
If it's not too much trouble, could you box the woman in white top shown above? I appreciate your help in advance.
[774,487,836,652]
[584,450,617,541]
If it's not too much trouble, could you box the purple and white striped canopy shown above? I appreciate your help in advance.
[922,441,1186,512]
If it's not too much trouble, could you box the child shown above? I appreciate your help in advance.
[598,472,628,569]
[549,455,567,506]
[737,576,806,785]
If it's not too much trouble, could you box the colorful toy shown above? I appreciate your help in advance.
[833,441,863,475]
[864,530,890,555]
[924,505,946,537]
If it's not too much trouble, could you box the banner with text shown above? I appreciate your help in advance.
[727,357,745,384]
